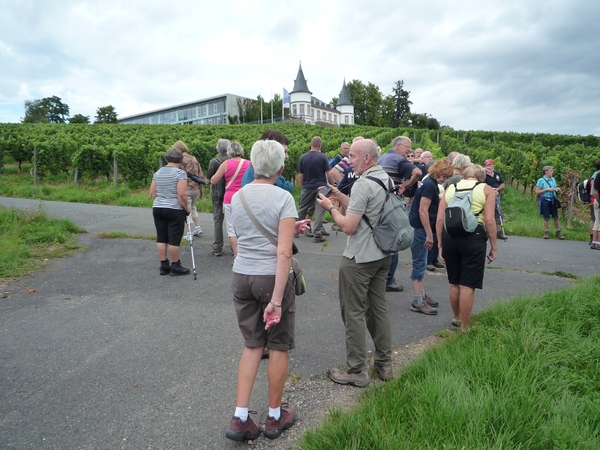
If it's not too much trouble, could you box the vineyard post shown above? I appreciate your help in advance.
[158,156,163,169]
[113,154,118,187]
[566,176,577,225]
[33,147,38,186]
[74,168,78,185]
[436,131,439,145]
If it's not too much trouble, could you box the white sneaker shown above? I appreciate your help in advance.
[193,226,203,236]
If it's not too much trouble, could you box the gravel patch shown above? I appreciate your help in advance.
[246,334,443,448]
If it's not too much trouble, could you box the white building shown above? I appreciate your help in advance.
[289,64,355,126]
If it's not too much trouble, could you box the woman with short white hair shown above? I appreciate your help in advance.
[225,140,298,442]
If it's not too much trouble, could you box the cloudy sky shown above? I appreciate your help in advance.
[1,0,599,135]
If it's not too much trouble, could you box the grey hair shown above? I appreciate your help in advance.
[216,139,230,155]
[357,139,380,160]
[392,136,411,148]
[251,140,285,179]
[227,141,244,158]
[165,147,183,163]
[463,164,486,182]
[452,154,471,171]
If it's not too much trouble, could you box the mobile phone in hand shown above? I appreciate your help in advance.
[320,186,332,197]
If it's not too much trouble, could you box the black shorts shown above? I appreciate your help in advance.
[442,225,487,290]
[153,207,186,246]
[539,198,558,220]
[591,204,596,223]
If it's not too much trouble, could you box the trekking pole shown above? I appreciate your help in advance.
[186,215,197,280]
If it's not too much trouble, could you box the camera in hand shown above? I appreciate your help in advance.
[186,172,206,185]
[320,186,332,197]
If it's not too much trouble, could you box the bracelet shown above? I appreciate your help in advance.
[328,206,336,213]
[270,301,281,307]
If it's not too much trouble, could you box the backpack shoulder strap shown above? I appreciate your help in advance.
[363,176,392,229]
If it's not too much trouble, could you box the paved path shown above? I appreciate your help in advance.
[0,197,597,448]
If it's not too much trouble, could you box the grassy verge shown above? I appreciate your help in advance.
[0,205,85,279]
[0,159,590,240]
[299,276,600,449]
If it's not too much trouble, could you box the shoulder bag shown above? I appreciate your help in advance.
[238,190,306,296]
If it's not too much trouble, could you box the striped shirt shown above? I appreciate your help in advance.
[152,166,187,209]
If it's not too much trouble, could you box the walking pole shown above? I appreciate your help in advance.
[186,215,197,280]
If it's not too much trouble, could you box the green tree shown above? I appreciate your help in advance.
[94,105,118,124]
[22,100,49,123]
[390,80,412,127]
[39,96,70,123]
[346,80,386,126]
[69,114,90,124]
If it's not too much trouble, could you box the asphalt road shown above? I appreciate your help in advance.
[0,197,597,449]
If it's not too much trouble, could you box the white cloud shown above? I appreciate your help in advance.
[0,0,598,135]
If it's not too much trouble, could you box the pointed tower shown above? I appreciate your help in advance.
[337,79,354,125]
[290,63,313,122]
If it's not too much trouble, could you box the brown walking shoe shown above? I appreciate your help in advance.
[555,229,565,240]
[543,230,550,239]
[225,414,261,442]
[410,300,438,315]
[423,294,439,308]
[375,364,393,381]
[264,406,296,439]
[328,367,370,387]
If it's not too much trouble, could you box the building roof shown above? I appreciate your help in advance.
[337,79,353,106]
[311,96,338,112]
[290,63,312,94]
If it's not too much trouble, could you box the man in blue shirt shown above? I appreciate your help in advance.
[378,136,421,292]
[297,136,332,242]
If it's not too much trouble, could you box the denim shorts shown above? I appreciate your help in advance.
[410,228,428,282]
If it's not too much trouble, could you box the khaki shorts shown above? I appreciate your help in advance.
[232,272,296,351]
[187,189,200,219]
[593,201,600,232]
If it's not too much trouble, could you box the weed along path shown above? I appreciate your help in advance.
[0,196,597,448]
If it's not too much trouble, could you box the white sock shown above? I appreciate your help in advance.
[234,407,248,422]
[421,289,426,299]
[269,406,281,420]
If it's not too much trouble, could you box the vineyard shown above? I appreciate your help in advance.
[1,123,599,194]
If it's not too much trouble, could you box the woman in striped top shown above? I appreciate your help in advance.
[150,147,191,276]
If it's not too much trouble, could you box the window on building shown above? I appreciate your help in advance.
[317,110,321,120]
[292,105,297,116]
[335,115,338,123]
[345,115,349,124]
[213,103,218,114]
[328,113,332,121]
[300,104,305,116]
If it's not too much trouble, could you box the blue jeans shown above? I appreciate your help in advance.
[410,228,428,282]
[386,252,399,285]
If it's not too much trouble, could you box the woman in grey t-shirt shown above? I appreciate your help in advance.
[150,147,191,276]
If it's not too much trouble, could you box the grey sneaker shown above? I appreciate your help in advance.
[375,364,393,381]
[328,367,370,387]
[386,282,404,292]
[426,264,436,271]
[410,300,438,315]
[313,234,326,243]
[450,319,461,331]
[423,294,439,308]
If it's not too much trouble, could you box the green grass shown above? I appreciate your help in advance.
[0,159,590,240]
[0,205,85,278]
[298,276,600,449]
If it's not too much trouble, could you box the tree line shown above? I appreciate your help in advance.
[22,96,118,124]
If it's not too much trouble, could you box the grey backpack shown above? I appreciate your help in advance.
[444,181,484,236]
[363,176,414,253]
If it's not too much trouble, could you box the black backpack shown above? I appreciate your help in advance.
[578,179,592,203]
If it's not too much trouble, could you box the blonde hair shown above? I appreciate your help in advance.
[463,164,486,181]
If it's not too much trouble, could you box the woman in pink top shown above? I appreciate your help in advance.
[210,142,250,256]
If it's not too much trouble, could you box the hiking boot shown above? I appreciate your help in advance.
[225,414,261,442]
[386,282,404,292]
[328,367,370,387]
[264,406,296,439]
[410,300,438,315]
[555,229,565,240]
[313,234,326,243]
[320,229,331,236]
[193,226,203,236]
[170,260,190,276]
[543,230,550,239]
[212,249,222,257]
[423,294,439,308]
[426,264,436,271]
[450,319,461,331]
[375,364,393,381]
[294,233,299,238]
[160,260,170,276]
[432,262,445,269]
